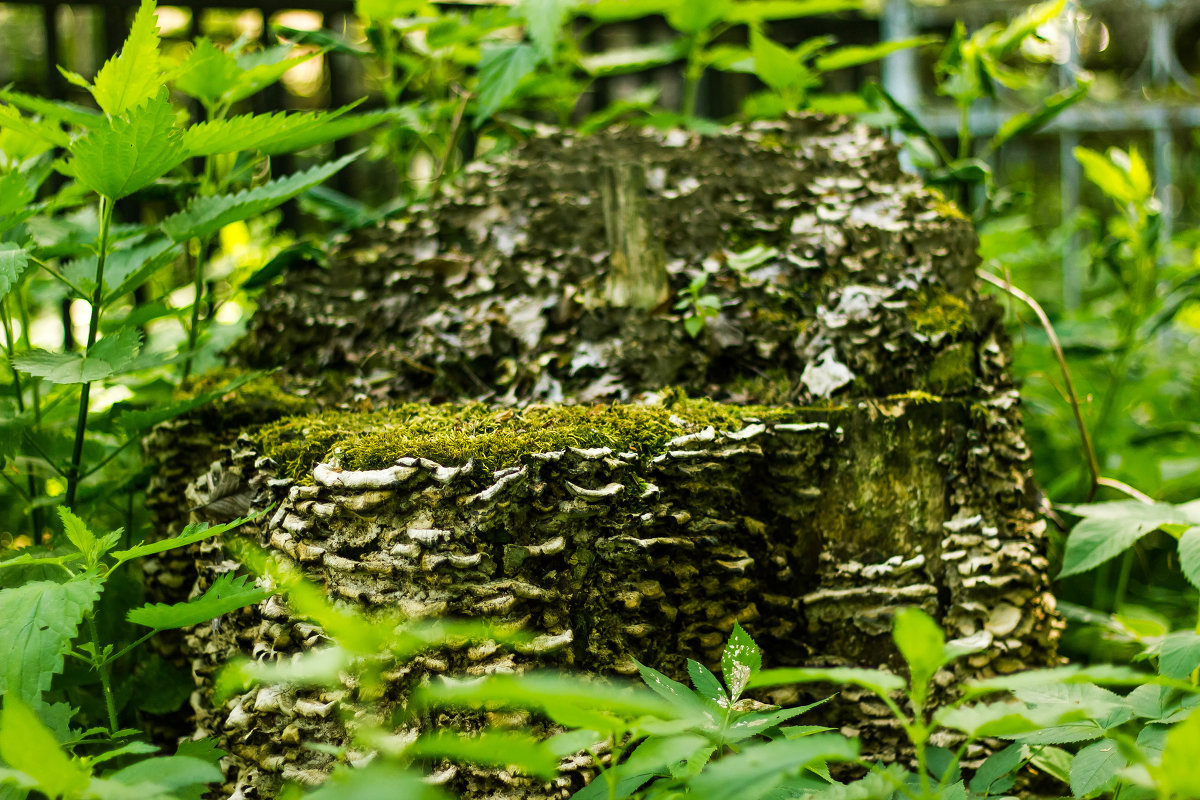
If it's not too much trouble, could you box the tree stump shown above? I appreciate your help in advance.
[145,115,1060,799]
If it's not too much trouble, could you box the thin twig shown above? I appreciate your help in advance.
[1096,477,1154,504]
[977,268,1101,500]
[427,87,471,208]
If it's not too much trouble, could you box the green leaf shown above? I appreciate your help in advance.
[892,607,945,702]
[70,91,186,199]
[988,0,1067,57]
[0,88,102,129]
[414,672,676,734]
[1159,631,1200,680]
[750,29,812,92]
[1074,147,1138,207]
[409,730,559,780]
[13,328,142,384]
[1153,708,1200,798]
[666,0,730,33]
[215,647,352,703]
[0,697,91,799]
[726,700,829,743]
[0,574,103,704]
[110,516,255,565]
[161,151,360,242]
[0,104,70,149]
[636,659,706,713]
[988,81,1088,153]
[686,735,858,799]
[104,755,222,796]
[306,762,449,800]
[127,573,269,630]
[181,107,383,157]
[520,0,575,61]
[579,40,689,77]
[1057,500,1200,577]
[1178,527,1200,590]
[1069,739,1123,797]
[726,0,860,23]
[173,38,240,104]
[749,667,906,697]
[688,659,727,703]
[57,506,116,567]
[115,371,262,433]
[968,743,1026,795]
[935,700,1094,740]
[964,665,1148,697]
[722,621,761,701]
[474,43,541,127]
[0,242,30,302]
[815,36,938,72]
[91,0,163,116]
[227,48,320,105]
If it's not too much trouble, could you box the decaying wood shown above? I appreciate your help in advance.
[143,114,1061,799]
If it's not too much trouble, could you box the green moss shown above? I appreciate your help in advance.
[929,188,967,221]
[907,288,971,338]
[253,391,799,483]
[925,343,976,393]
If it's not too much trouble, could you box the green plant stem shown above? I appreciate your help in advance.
[86,614,119,733]
[181,243,203,379]
[1,301,39,541]
[83,437,138,479]
[681,34,706,118]
[66,195,114,511]
[100,630,156,668]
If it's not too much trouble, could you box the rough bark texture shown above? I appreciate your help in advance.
[144,115,1060,799]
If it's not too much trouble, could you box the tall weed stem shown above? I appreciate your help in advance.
[66,196,113,510]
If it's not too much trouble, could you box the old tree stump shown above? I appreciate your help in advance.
[146,115,1060,798]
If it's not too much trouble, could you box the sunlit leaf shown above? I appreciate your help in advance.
[128,573,270,630]
[474,43,541,126]
[0,242,30,302]
[91,0,163,116]
[1058,500,1200,577]
[1070,739,1124,797]
[70,91,186,199]
[14,328,142,384]
[0,697,90,798]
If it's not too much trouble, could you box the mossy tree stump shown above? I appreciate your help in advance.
[145,115,1059,799]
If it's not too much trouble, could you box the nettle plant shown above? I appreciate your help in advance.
[0,511,256,800]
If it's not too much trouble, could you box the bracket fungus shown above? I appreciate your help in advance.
[145,115,1059,798]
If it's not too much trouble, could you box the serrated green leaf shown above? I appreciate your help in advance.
[1178,527,1200,590]
[722,621,761,701]
[726,0,860,23]
[104,754,222,794]
[180,107,365,156]
[227,48,320,105]
[0,697,91,799]
[750,29,812,92]
[70,92,186,199]
[57,506,97,560]
[0,574,103,704]
[13,328,142,384]
[127,573,269,630]
[727,700,829,743]
[688,659,727,703]
[110,515,255,566]
[0,88,102,129]
[173,38,241,104]
[749,666,906,697]
[161,151,360,242]
[0,104,70,149]
[410,730,559,779]
[637,659,703,710]
[0,242,30,302]
[815,36,938,72]
[519,0,575,61]
[935,700,1095,740]
[62,237,180,301]
[1159,631,1200,680]
[989,81,1087,153]
[1153,708,1200,798]
[0,172,37,231]
[1070,739,1124,797]
[1058,500,1200,578]
[91,0,163,116]
[474,43,541,127]
[686,735,858,799]
[258,110,389,155]
[964,665,1148,697]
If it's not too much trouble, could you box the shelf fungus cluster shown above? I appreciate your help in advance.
[146,115,1061,798]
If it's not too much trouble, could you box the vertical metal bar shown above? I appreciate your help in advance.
[42,3,63,98]
[1060,0,1082,310]
[880,0,917,172]
[1148,1,1174,255]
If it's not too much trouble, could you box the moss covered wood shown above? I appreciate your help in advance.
[144,115,1059,799]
